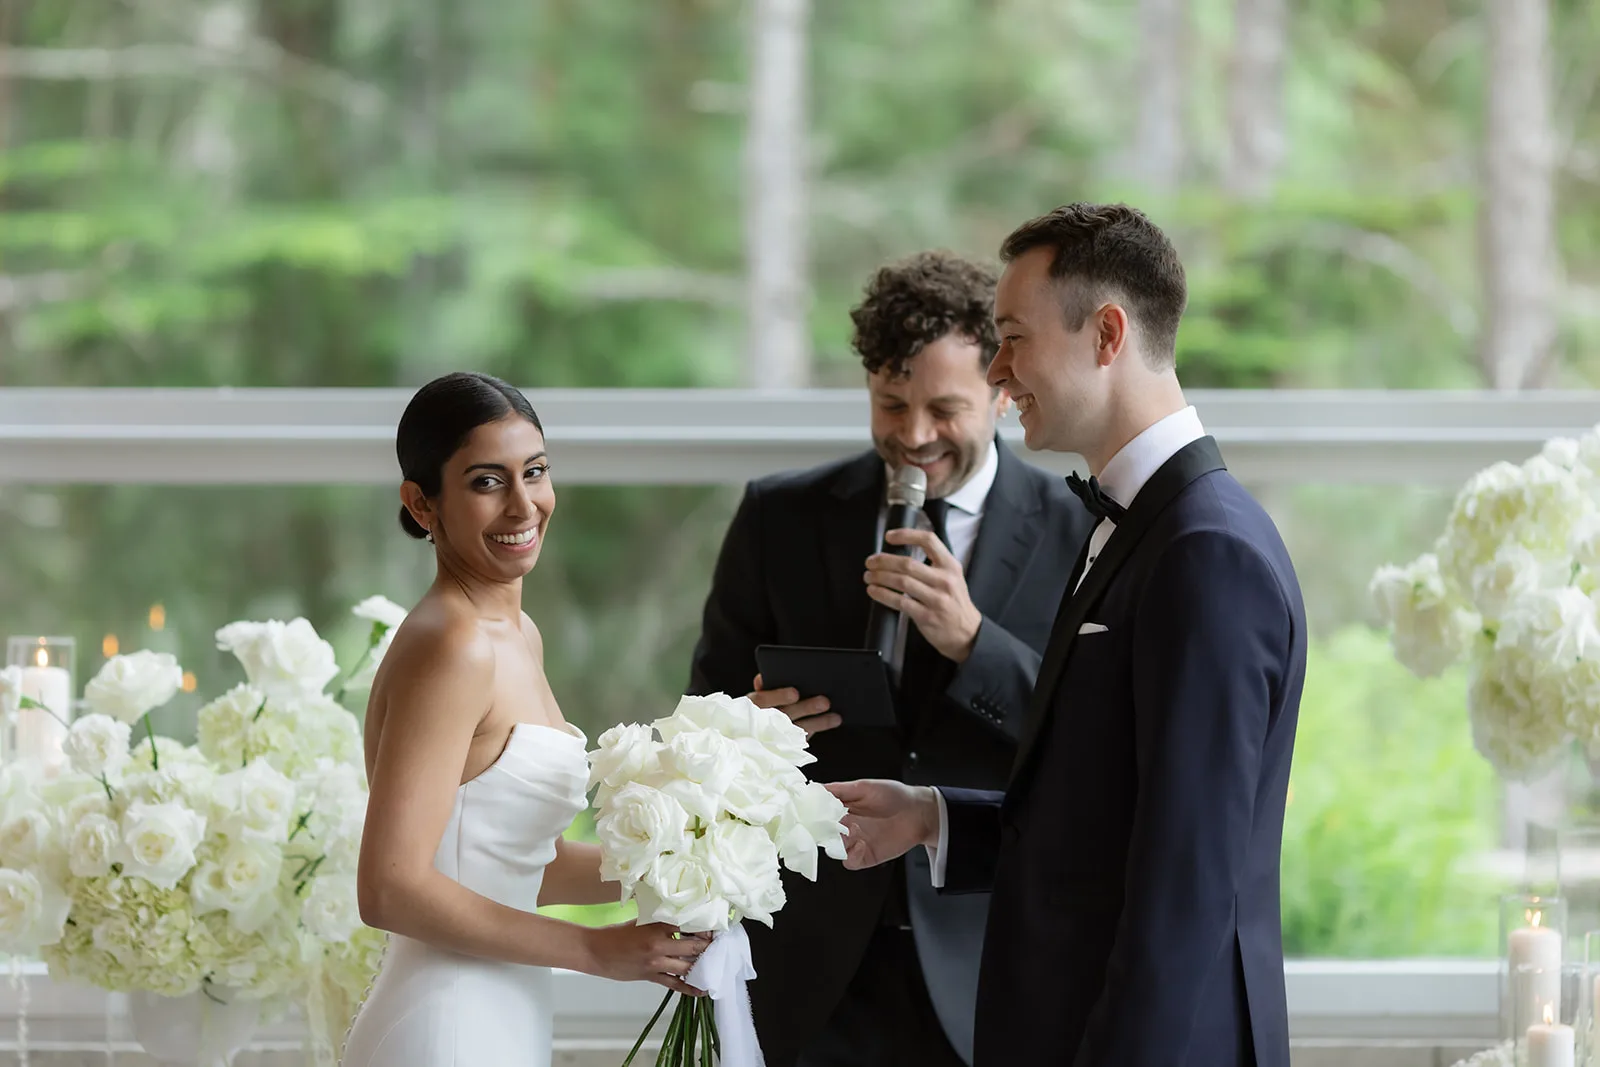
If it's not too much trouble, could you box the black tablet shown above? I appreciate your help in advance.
[755,645,898,729]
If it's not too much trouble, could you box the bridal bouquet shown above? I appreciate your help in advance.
[1371,427,1600,779]
[0,596,408,1064]
[589,692,849,1067]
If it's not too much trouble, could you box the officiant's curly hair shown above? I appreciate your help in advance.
[849,251,1000,380]
[395,372,543,540]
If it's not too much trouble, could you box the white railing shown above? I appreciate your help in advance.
[0,959,1500,1049]
[0,388,1597,485]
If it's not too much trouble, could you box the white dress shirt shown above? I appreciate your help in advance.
[876,440,999,677]
[926,406,1207,886]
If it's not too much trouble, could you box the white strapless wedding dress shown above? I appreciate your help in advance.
[341,722,589,1067]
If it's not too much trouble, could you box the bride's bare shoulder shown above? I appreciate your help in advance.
[385,597,494,682]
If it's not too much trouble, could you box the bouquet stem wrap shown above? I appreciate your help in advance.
[686,925,763,1067]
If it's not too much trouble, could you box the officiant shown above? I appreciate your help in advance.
[686,251,1094,1067]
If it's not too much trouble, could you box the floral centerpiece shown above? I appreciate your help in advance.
[0,596,409,1065]
[1371,428,1600,780]
[589,692,849,1067]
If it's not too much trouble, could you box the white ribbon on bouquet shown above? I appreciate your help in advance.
[685,923,766,1067]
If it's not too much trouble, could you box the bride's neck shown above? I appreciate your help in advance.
[435,566,524,622]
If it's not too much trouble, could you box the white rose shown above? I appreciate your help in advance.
[215,761,297,843]
[719,761,791,827]
[659,694,815,769]
[0,808,57,871]
[117,801,207,889]
[632,850,730,933]
[301,872,362,942]
[67,813,119,878]
[587,723,663,793]
[661,730,742,797]
[697,819,785,927]
[83,651,183,724]
[772,782,849,882]
[595,783,691,888]
[190,837,283,932]
[0,666,21,718]
[62,714,132,778]
[0,869,70,955]
[215,618,338,701]
[352,595,409,629]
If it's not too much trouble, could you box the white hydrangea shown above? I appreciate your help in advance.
[1368,554,1480,678]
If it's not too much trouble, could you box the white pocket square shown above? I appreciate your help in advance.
[1077,622,1109,635]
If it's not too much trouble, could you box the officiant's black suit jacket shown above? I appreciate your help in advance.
[940,437,1305,1067]
[688,443,1092,1066]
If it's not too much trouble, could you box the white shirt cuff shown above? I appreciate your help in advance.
[923,787,949,889]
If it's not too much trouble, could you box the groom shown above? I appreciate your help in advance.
[829,203,1307,1067]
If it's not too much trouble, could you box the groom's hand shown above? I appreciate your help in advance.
[826,779,940,870]
[749,674,842,738]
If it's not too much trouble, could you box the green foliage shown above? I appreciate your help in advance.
[1282,627,1501,957]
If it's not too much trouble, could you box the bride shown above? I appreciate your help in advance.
[342,372,708,1066]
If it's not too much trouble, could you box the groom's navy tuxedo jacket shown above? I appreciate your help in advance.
[941,437,1306,1067]
[689,443,1092,1066]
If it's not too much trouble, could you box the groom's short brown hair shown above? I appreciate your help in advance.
[1000,203,1187,369]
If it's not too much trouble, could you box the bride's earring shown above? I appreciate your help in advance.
[426,529,435,544]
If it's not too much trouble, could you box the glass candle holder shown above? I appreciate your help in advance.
[1504,894,1569,1043]
[4,635,76,775]
[1514,964,1579,1066]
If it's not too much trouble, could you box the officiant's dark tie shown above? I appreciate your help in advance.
[897,498,952,735]
[1066,472,1126,523]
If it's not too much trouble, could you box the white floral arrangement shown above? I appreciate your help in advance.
[0,596,409,1061]
[1371,428,1600,779]
[1447,1041,1513,1067]
[589,692,849,1066]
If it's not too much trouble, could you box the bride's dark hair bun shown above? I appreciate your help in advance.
[396,372,543,540]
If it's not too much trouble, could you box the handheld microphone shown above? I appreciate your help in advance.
[865,465,928,664]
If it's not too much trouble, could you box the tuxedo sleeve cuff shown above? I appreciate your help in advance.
[923,787,950,889]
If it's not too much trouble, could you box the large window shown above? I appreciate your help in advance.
[0,464,1529,958]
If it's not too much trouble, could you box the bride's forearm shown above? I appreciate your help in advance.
[359,867,597,971]
[537,840,620,907]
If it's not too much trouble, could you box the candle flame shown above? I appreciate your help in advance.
[1545,1003,1554,1026]
[33,647,47,668]
[1528,908,1544,928]
[180,671,197,693]
[102,634,119,658]
[148,604,166,631]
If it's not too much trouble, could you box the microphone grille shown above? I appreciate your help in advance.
[886,465,928,508]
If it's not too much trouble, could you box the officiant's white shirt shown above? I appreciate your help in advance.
[925,406,1206,887]
[878,439,998,677]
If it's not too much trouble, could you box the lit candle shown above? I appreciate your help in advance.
[1527,1004,1574,1067]
[16,646,70,774]
[1510,909,1563,1029]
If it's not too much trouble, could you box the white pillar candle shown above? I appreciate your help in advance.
[1527,1014,1575,1067]
[16,662,70,775]
[1510,919,1563,1029]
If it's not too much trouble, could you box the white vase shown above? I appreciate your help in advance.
[128,985,261,1066]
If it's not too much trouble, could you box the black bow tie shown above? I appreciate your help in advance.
[1066,473,1126,523]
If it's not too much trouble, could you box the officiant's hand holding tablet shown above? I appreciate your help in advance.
[753,645,899,736]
